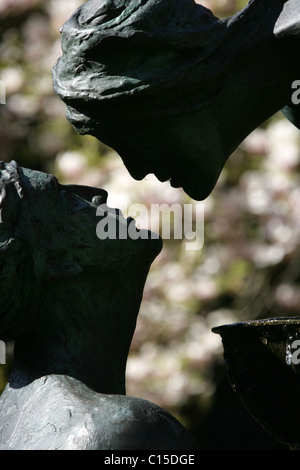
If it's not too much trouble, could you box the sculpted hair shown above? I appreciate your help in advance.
[0,162,82,340]
[0,161,39,340]
[52,0,227,128]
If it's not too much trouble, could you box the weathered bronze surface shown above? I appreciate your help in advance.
[53,0,300,200]
[4,0,300,450]
[0,160,199,450]
[213,317,300,450]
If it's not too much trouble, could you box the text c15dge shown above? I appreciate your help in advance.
[104,454,195,467]
[148,455,194,465]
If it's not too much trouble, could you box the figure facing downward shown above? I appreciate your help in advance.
[0,161,199,450]
[53,0,300,201]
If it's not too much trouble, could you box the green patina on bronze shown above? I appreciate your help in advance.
[53,0,300,201]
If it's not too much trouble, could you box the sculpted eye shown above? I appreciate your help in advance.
[80,3,126,26]
[91,7,126,24]
[59,190,90,213]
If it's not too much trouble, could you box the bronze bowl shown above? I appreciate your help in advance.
[212,317,300,449]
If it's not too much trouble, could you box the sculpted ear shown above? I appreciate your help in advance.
[45,262,83,279]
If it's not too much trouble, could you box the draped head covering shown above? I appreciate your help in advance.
[0,161,58,340]
[0,162,90,340]
[52,0,227,129]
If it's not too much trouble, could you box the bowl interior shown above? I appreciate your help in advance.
[212,317,300,448]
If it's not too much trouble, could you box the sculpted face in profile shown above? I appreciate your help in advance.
[0,161,199,450]
[53,0,300,201]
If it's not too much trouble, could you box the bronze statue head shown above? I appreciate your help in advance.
[0,161,161,342]
[53,0,300,200]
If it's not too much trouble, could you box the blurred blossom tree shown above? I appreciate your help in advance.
[0,0,298,449]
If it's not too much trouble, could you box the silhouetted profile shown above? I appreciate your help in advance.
[0,161,199,450]
[53,0,300,200]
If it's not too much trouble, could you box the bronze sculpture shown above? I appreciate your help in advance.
[2,0,300,450]
[53,0,300,201]
[0,160,199,450]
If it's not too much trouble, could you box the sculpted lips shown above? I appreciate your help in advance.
[155,172,171,183]
[143,170,183,188]
[170,176,182,188]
